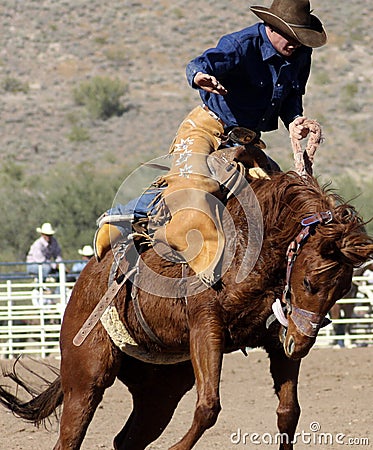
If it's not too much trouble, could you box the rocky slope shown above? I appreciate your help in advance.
[1,0,372,181]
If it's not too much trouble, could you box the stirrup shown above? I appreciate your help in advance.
[97,212,134,228]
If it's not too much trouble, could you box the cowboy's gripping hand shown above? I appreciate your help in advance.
[194,72,228,95]
[289,116,310,140]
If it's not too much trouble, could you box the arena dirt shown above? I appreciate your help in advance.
[0,346,371,449]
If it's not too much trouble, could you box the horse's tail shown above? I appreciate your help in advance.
[0,359,63,427]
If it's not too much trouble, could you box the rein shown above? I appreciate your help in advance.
[267,210,333,338]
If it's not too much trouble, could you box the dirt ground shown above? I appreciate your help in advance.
[0,347,371,450]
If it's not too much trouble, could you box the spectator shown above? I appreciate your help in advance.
[26,222,63,279]
[71,245,94,276]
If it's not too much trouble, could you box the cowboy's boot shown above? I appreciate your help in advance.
[94,223,123,261]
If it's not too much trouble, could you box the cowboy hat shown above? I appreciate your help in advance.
[36,222,56,235]
[250,0,327,48]
[78,245,94,257]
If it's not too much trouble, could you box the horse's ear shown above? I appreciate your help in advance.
[319,234,373,266]
[337,233,373,267]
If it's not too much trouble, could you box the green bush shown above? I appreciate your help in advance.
[313,71,331,86]
[340,82,361,113]
[73,76,128,120]
[1,76,29,94]
[68,124,90,142]
[104,45,128,65]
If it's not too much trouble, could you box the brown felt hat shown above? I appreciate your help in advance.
[250,0,327,48]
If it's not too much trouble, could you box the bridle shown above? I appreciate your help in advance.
[267,210,333,338]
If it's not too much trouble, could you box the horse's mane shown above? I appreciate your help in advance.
[243,171,373,267]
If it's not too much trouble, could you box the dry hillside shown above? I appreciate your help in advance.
[1,0,373,181]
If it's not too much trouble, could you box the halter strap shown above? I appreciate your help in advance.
[283,210,333,305]
[267,210,333,334]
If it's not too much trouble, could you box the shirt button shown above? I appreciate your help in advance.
[277,83,281,87]
[271,102,275,106]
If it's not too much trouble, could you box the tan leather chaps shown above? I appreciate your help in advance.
[154,106,226,285]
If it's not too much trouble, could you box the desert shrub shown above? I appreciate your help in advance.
[340,82,361,113]
[172,8,185,19]
[341,83,358,99]
[1,76,29,94]
[73,76,128,120]
[313,71,331,86]
[104,45,129,65]
[94,36,108,45]
[68,124,90,142]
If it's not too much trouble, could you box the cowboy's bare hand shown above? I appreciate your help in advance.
[289,116,310,140]
[194,72,228,95]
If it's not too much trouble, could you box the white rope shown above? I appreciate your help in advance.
[291,119,323,176]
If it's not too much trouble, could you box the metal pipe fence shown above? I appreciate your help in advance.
[0,263,372,358]
[0,263,74,359]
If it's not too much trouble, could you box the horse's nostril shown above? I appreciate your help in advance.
[287,336,295,355]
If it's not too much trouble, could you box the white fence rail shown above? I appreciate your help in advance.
[316,277,373,348]
[0,266,372,358]
[0,263,74,359]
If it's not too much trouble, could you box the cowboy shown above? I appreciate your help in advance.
[158,0,327,283]
[95,0,327,285]
[26,222,63,279]
[71,245,95,275]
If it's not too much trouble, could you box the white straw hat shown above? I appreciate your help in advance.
[36,222,56,235]
[78,245,94,257]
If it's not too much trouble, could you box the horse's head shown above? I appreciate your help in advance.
[281,205,373,359]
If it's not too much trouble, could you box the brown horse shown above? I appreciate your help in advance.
[1,171,372,450]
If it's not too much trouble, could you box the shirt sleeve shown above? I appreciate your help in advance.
[186,34,243,88]
[280,91,304,129]
[279,49,312,128]
[53,240,63,262]
[26,239,45,263]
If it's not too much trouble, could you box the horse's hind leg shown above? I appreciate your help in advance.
[268,347,301,450]
[55,329,121,449]
[114,355,195,450]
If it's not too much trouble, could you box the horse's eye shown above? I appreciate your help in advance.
[303,277,313,293]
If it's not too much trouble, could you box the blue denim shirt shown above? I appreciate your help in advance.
[186,23,312,132]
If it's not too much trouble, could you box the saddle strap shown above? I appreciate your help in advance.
[131,258,165,348]
[73,267,136,346]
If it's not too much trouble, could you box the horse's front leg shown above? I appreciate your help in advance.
[170,304,224,450]
[268,348,301,450]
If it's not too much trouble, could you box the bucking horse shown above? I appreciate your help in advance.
[0,127,372,450]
